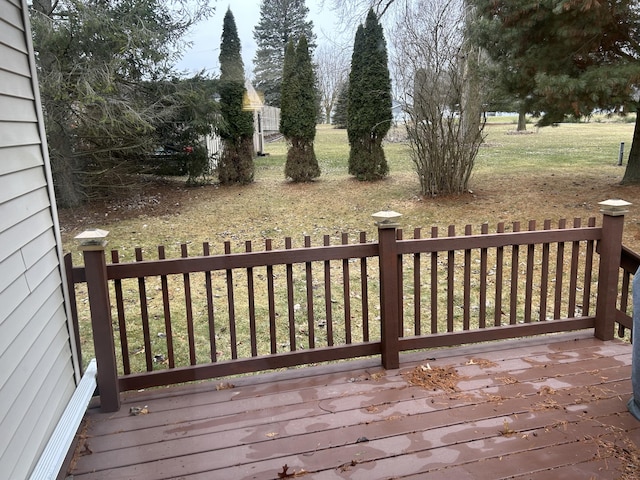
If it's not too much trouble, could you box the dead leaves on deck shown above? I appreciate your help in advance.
[402,357,497,393]
[402,363,463,393]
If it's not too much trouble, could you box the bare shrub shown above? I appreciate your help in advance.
[391,0,485,196]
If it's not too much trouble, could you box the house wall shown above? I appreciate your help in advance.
[0,0,78,478]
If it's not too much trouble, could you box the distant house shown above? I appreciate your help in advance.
[1,1,85,478]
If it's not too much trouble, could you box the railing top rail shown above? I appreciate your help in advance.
[621,245,640,274]
[103,242,378,281]
[397,226,602,255]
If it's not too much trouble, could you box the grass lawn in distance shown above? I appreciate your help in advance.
[59,118,640,373]
[60,119,640,258]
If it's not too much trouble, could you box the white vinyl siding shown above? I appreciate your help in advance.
[0,0,77,478]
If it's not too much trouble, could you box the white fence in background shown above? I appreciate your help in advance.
[204,133,222,170]
[205,106,281,164]
[261,106,280,132]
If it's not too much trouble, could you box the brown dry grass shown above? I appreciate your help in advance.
[58,120,640,372]
[59,121,640,259]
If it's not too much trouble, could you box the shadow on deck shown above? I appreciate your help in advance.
[68,332,638,480]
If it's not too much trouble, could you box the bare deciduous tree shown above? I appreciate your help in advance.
[315,44,350,123]
[327,0,399,20]
[391,0,485,196]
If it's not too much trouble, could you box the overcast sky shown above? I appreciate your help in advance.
[175,0,350,76]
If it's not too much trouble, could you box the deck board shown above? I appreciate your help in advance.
[68,332,638,479]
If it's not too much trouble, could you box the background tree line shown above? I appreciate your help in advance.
[30,0,640,208]
[30,0,217,207]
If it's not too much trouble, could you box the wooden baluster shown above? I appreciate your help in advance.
[158,246,175,368]
[202,243,215,363]
[304,236,315,349]
[246,240,258,356]
[224,241,238,359]
[135,248,153,370]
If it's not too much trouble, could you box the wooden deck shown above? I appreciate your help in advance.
[68,332,639,480]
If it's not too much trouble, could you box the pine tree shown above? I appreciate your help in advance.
[218,8,254,185]
[281,36,320,182]
[253,0,316,107]
[472,0,640,181]
[347,9,392,181]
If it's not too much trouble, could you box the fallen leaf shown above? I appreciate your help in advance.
[215,382,235,391]
[129,405,149,416]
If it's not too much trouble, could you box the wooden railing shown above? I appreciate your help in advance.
[616,245,640,334]
[66,200,634,412]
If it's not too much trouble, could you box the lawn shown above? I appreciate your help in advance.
[60,118,640,258]
[59,118,640,372]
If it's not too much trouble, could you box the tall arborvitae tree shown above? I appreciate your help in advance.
[347,9,392,180]
[218,8,254,185]
[281,36,320,182]
[253,0,316,107]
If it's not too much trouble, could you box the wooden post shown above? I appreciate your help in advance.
[75,229,120,412]
[374,211,402,370]
[595,200,631,341]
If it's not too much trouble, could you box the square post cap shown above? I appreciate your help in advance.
[75,229,109,250]
[372,210,402,229]
[599,199,632,216]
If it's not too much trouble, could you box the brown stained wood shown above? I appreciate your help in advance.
[568,218,581,317]
[463,225,472,331]
[201,243,215,363]
[397,228,405,337]
[431,226,438,334]
[323,235,334,346]
[583,217,597,318]
[495,222,505,327]
[595,212,627,340]
[105,243,378,280]
[620,271,631,337]
[479,224,488,329]
[181,244,196,365]
[285,237,296,351]
[304,236,315,349]
[265,239,277,354]
[524,220,536,323]
[246,241,258,356]
[360,231,370,342]
[555,219,567,319]
[83,248,120,412]
[111,250,130,375]
[76,216,631,399]
[224,241,238,359]
[396,226,602,256]
[69,334,635,480]
[540,220,551,321]
[510,221,520,325]
[413,228,421,336]
[135,248,153,371]
[158,246,176,368]
[342,233,352,344]
[447,225,455,332]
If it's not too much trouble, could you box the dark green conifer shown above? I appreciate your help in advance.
[347,9,392,181]
[281,36,320,182]
[253,0,315,107]
[218,8,254,185]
